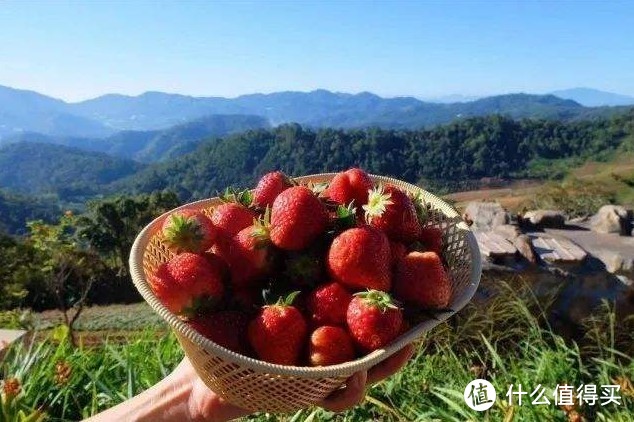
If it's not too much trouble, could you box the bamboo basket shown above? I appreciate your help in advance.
[129,173,482,413]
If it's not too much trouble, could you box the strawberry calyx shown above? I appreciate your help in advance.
[181,294,222,319]
[354,289,401,312]
[266,290,301,308]
[362,184,393,224]
[411,191,429,224]
[219,187,254,208]
[163,214,205,252]
[333,202,357,230]
[307,181,328,195]
[250,207,271,249]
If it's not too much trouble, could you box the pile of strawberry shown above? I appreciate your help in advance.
[149,168,452,367]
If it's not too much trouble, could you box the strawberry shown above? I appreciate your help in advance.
[306,282,352,326]
[270,186,328,251]
[188,310,250,354]
[324,168,373,209]
[389,240,407,268]
[416,226,444,256]
[161,209,217,253]
[394,251,452,309]
[149,252,225,315]
[212,224,272,288]
[211,203,257,238]
[309,326,356,366]
[247,293,308,365]
[363,185,421,243]
[346,290,403,353]
[253,171,293,208]
[327,225,391,291]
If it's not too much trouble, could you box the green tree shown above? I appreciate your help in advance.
[27,214,104,343]
[77,191,180,276]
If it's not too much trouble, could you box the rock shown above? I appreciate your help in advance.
[494,224,521,241]
[522,210,566,229]
[592,249,634,276]
[530,234,587,264]
[463,202,510,232]
[513,234,538,264]
[590,205,633,236]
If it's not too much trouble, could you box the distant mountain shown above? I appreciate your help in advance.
[69,89,630,130]
[0,85,113,139]
[2,114,270,162]
[421,94,480,103]
[551,87,634,107]
[2,84,634,138]
[0,142,144,199]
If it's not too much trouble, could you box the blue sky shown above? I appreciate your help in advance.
[1,1,633,101]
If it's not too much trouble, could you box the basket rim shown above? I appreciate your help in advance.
[129,173,482,378]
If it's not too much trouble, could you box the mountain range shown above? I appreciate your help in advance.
[2,84,633,141]
[1,114,270,162]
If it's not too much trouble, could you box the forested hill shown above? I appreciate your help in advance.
[0,142,144,198]
[2,114,270,162]
[117,111,634,200]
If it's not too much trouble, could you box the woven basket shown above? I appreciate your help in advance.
[129,173,482,413]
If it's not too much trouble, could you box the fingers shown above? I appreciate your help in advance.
[367,344,415,385]
[319,371,368,413]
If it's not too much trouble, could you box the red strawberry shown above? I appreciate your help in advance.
[247,293,308,365]
[327,226,391,291]
[394,251,452,309]
[161,209,217,253]
[149,252,225,315]
[325,168,373,209]
[253,171,293,208]
[309,326,356,366]
[212,224,272,288]
[389,241,407,267]
[188,310,250,354]
[270,186,328,251]
[306,282,352,326]
[211,203,257,238]
[363,185,421,243]
[346,290,403,353]
[417,226,444,256]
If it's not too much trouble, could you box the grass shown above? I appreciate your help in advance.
[31,303,166,332]
[2,277,634,421]
[444,153,634,215]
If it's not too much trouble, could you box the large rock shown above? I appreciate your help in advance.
[522,210,566,229]
[494,224,521,241]
[513,234,538,264]
[592,249,634,276]
[590,205,633,236]
[463,202,510,232]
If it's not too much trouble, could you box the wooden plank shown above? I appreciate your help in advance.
[474,231,517,257]
[531,235,587,263]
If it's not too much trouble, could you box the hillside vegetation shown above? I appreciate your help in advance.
[0,142,144,199]
[120,111,634,201]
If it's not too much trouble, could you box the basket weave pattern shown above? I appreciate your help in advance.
[129,174,482,413]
